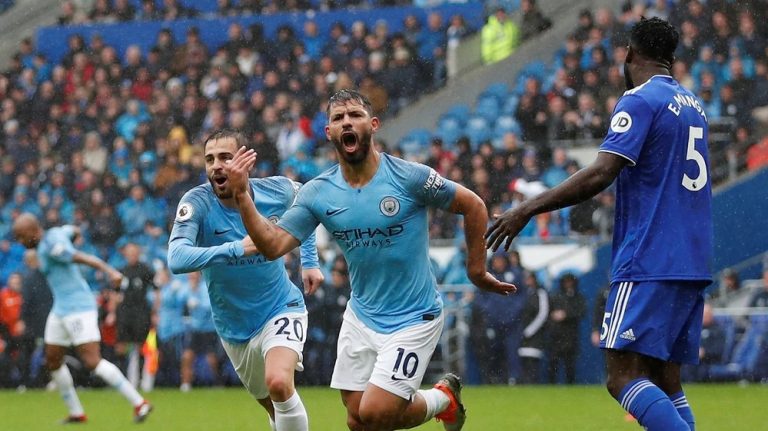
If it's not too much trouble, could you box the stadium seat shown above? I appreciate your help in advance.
[443,104,472,125]
[502,94,520,116]
[398,128,433,159]
[493,115,522,138]
[479,82,509,104]
[435,115,464,147]
[463,115,492,148]
[474,96,501,123]
[521,60,548,80]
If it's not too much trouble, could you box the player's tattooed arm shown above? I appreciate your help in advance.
[227,146,300,260]
[449,184,516,296]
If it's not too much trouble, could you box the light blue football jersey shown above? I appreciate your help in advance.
[187,280,216,333]
[278,153,457,334]
[168,177,319,344]
[600,75,712,283]
[36,226,97,316]
[154,276,188,341]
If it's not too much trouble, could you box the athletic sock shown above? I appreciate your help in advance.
[417,388,451,421]
[272,391,308,431]
[93,359,145,406]
[51,365,85,416]
[670,391,695,431]
[617,378,689,431]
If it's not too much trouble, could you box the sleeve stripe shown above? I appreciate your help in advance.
[598,149,637,166]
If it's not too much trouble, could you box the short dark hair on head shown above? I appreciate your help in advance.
[204,128,248,149]
[326,89,373,117]
[630,17,679,65]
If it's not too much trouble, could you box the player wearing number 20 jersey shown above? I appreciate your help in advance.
[168,177,319,344]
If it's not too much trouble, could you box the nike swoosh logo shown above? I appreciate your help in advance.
[214,228,232,235]
[325,208,348,216]
[390,374,407,381]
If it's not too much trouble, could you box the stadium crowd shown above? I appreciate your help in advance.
[1,0,768,389]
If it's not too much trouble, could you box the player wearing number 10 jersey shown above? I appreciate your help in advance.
[486,18,711,431]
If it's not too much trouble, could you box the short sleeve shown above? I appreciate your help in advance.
[169,190,204,243]
[46,230,76,263]
[277,184,320,243]
[599,94,654,166]
[407,163,457,209]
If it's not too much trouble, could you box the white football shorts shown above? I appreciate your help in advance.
[221,311,307,400]
[331,306,444,400]
[44,310,101,347]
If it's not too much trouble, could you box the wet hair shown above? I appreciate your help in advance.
[630,17,679,66]
[203,128,248,149]
[326,89,373,117]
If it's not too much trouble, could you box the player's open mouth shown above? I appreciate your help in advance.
[341,131,358,152]
[213,175,228,188]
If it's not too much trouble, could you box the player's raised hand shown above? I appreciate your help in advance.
[485,206,533,252]
[301,268,325,295]
[470,271,517,295]
[225,146,257,194]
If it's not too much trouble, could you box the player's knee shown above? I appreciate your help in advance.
[80,353,102,371]
[357,405,396,430]
[346,414,365,431]
[45,354,63,371]
[264,372,293,400]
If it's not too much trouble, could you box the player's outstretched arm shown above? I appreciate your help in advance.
[449,184,517,295]
[227,147,300,260]
[72,251,123,288]
[486,152,627,252]
[167,236,255,274]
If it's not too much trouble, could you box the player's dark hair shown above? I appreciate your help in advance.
[204,128,248,149]
[326,89,374,117]
[629,17,679,66]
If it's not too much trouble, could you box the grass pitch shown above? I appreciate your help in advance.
[1,384,765,430]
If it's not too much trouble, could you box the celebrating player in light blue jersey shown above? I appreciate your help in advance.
[487,17,712,431]
[12,214,152,424]
[167,129,324,431]
[225,90,516,431]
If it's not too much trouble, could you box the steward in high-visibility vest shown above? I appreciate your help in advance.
[481,8,520,65]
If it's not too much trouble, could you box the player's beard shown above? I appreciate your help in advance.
[624,62,635,90]
[208,176,233,199]
[334,129,372,165]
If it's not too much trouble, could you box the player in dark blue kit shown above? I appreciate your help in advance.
[225,90,516,431]
[486,18,711,431]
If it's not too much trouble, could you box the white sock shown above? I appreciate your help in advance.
[141,368,154,393]
[269,416,277,431]
[417,388,450,421]
[272,391,308,431]
[51,365,85,416]
[127,349,140,388]
[94,359,145,406]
